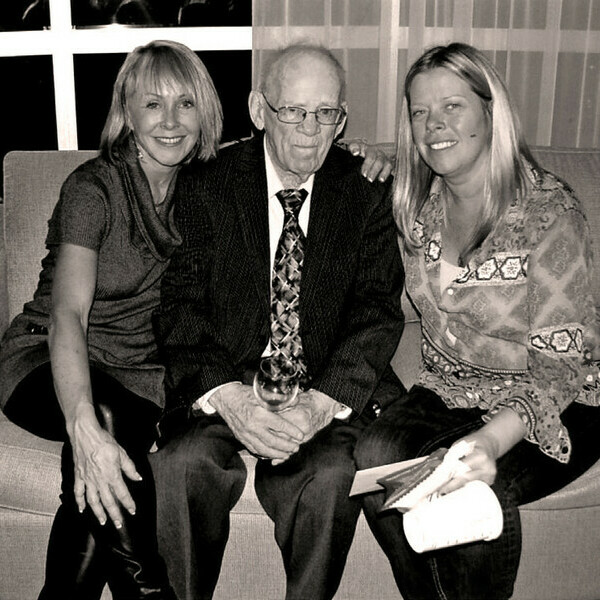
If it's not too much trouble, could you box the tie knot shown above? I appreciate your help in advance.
[276,189,308,218]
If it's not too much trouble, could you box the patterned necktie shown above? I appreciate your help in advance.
[270,188,309,379]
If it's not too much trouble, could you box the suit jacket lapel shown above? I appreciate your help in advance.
[233,138,271,314]
[302,157,346,312]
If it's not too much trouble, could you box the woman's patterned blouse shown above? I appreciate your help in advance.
[406,167,600,463]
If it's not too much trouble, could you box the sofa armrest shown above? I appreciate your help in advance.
[0,202,8,336]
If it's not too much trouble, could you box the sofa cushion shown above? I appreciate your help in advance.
[531,147,600,301]
[522,457,600,511]
[0,205,8,335]
[0,411,62,516]
[2,148,600,600]
[3,150,97,325]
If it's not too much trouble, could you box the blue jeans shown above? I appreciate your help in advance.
[354,386,600,600]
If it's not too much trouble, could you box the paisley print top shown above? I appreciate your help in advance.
[405,167,600,462]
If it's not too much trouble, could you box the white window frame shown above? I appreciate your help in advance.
[0,0,251,149]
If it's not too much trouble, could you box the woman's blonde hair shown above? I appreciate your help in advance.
[100,39,223,163]
[394,42,538,260]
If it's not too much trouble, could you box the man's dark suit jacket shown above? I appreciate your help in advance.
[154,135,405,436]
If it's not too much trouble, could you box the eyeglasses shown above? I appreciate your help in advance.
[261,93,346,126]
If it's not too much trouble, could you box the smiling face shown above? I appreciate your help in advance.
[252,51,347,186]
[409,67,491,187]
[126,78,202,174]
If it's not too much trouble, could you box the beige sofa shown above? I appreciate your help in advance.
[1,147,600,600]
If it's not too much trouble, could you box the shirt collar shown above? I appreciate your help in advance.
[263,137,314,199]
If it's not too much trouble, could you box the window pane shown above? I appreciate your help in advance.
[74,53,123,150]
[0,56,57,194]
[71,0,251,28]
[0,1,49,31]
[198,50,253,143]
[74,50,252,150]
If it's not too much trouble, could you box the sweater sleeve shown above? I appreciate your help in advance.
[46,169,109,251]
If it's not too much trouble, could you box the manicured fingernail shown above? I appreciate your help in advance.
[115,521,122,529]
[129,508,136,515]
[100,519,106,526]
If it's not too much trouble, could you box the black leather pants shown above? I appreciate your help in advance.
[6,363,177,600]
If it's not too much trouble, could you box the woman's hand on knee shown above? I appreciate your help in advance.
[70,409,142,528]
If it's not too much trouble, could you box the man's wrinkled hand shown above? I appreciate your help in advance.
[211,383,304,461]
[271,390,340,465]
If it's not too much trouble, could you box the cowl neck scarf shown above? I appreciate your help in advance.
[115,136,181,261]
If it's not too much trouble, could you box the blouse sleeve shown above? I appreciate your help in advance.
[492,196,599,462]
[46,168,109,251]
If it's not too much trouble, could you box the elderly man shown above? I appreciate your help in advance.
[152,43,405,600]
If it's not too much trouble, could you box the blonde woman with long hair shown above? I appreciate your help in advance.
[355,43,600,600]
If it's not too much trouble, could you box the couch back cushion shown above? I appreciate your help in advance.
[2,151,97,328]
[0,206,7,335]
[1,147,599,336]
[531,147,600,301]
